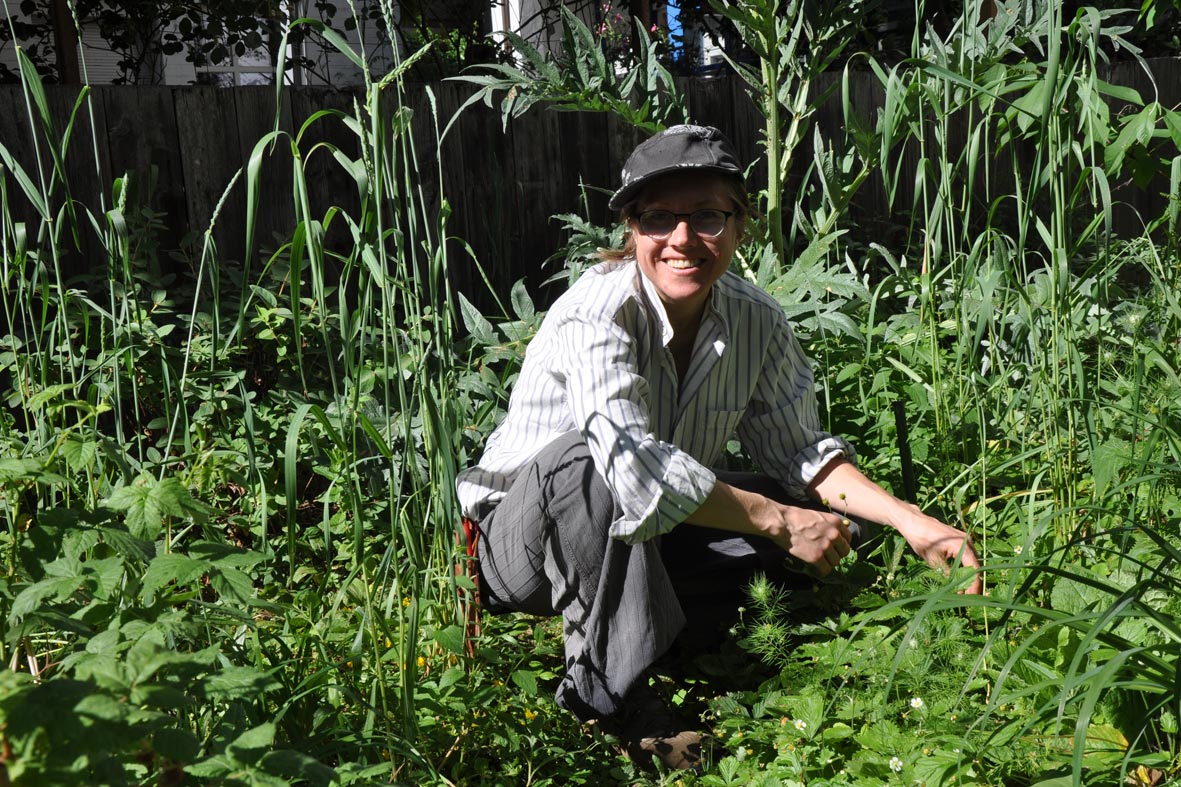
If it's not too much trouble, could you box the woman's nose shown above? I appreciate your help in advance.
[666,216,696,245]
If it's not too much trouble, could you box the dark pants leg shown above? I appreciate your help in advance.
[477,432,685,721]
[476,436,860,721]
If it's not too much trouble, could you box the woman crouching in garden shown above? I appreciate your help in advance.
[456,124,983,771]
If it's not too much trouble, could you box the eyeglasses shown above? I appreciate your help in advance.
[636,209,736,239]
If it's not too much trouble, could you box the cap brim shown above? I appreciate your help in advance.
[608,164,743,211]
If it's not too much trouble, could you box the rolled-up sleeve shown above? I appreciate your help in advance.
[559,312,715,544]
[736,314,855,499]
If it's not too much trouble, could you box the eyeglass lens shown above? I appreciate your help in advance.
[639,210,728,238]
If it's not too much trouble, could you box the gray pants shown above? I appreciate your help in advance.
[476,431,829,721]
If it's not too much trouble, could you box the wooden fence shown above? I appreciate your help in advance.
[1,58,1178,308]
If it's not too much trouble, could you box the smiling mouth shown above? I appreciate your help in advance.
[664,258,705,270]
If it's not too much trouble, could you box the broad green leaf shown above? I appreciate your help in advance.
[1095,79,1142,105]
[1105,102,1160,175]
[141,553,207,605]
[1091,438,1129,496]
[433,624,466,656]
[209,566,262,607]
[204,666,282,700]
[260,748,337,785]
[10,574,84,619]
[154,727,201,762]
[105,474,208,541]
[0,458,44,482]
[1011,79,1048,134]
[105,476,163,541]
[509,279,535,322]
[61,437,99,472]
[132,684,194,711]
[186,754,235,778]
[458,292,496,346]
[227,721,276,765]
[25,383,74,411]
[510,669,538,695]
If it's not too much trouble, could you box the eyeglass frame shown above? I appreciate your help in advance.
[634,209,738,239]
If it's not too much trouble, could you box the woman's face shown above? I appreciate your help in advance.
[629,171,741,326]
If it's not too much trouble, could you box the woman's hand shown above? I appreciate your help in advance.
[755,499,852,576]
[809,459,984,594]
[893,505,983,594]
[686,481,853,576]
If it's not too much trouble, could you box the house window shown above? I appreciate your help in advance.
[195,43,277,86]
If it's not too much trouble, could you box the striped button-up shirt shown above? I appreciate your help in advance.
[456,260,855,544]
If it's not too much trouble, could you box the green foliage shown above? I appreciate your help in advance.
[450,5,687,134]
[2,2,1181,786]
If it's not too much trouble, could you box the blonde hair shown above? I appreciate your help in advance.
[598,174,752,262]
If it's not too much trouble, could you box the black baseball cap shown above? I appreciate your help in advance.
[608,124,743,211]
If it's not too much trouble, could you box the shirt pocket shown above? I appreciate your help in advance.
[677,407,745,464]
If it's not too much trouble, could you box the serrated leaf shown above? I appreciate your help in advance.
[140,552,207,605]
[132,684,194,710]
[186,753,235,777]
[509,279,535,321]
[204,666,282,700]
[1091,438,1130,496]
[209,566,261,608]
[61,437,99,472]
[10,574,83,619]
[458,292,496,346]
[104,476,161,540]
[24,383,73,411]
[510,669,538,695]
[433,624,466,656]
[0,457,44,482]
[104,474,208,541]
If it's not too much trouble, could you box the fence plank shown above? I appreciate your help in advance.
[509,102,564,293]
[0,87,63,247]
[174,87,245,262]
[45,86,110,280]
[286,88,360,255]
[99,86,188,269]
[234,85,295,262]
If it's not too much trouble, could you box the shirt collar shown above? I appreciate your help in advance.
[633,261,729,347]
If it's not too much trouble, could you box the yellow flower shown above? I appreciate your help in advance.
[402,597,411,607]
[524,709,537,721]
[417,656,426,668]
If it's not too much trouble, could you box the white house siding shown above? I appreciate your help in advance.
[76,25,198,84]
[495,0,600,58]
[2,2,389,87]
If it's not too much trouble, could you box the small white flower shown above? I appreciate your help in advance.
[1014,545,1023,555]
[910,697,924,709]
[890,756,904,773]
[794,719,807,731]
